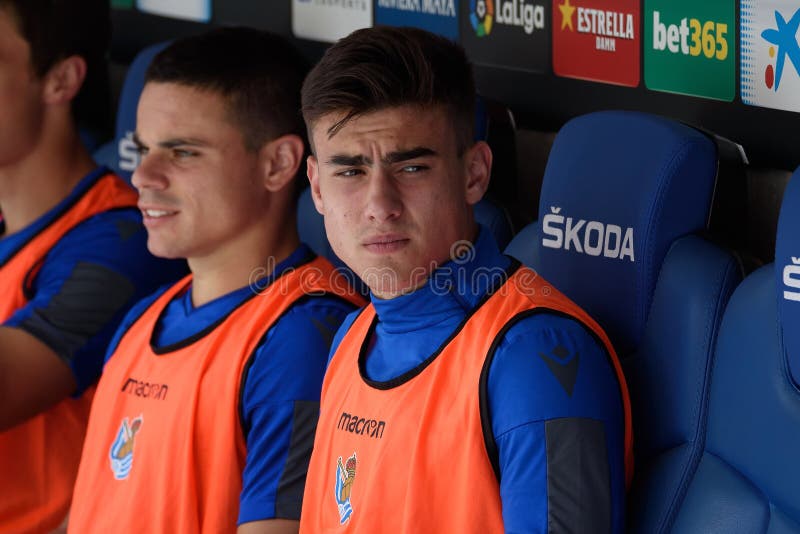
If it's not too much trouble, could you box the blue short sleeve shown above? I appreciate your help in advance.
[488,313,626,533]
[4,209,187,394]
[238,296,356,525]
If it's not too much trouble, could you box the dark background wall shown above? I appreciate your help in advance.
[109,1,800,170]
[107,0,798,262]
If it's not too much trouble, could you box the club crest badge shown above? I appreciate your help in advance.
[109,415,143,480]
[335,452,357,524]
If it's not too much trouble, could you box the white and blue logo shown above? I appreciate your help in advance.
[109,415,143,480]
[784,256,800,301]
[375,0,458,40]
[334,452,357,524]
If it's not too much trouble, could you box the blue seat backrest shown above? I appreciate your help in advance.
[670,168,800,533]
[93,42,169,181]
[505,110,743,532]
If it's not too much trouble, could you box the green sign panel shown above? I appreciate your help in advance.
[644,0,735,101]
[111,0,134,8]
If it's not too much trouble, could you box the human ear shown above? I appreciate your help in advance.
[464,141,492,205]
[42,55,86,105]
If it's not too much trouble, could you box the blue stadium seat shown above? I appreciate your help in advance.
[93,42,169,180]
[505,111,743,532]
[669,167,800,533]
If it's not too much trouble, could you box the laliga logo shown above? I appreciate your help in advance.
[784,257,800,302]
[542,206,635,262]
[471,0,544,36]
[470,0,495,36]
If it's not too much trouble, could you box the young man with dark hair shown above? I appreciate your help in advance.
[69,28,365,534]
[0,1,185,532]
[300,26,633,533]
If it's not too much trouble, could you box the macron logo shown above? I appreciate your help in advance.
[542,206,635,262]
[784,257,800,302]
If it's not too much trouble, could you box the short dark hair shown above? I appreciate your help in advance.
[301,26,476,154]
[145,27,309,152]
[0,0,111,135]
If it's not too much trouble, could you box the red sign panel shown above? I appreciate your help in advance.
[552,0,641,86]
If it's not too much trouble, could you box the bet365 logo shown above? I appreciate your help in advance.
[652,11,729,60]
[644,0,734,101]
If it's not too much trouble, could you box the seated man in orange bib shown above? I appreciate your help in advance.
[0,1,185,532]
[69,28,365,534]
[299,27,632,533]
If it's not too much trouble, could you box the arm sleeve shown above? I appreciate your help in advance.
[488,314,626,534]
[238,297,356,525]
[4,209,187,395]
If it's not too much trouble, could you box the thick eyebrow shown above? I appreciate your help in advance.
[383,146,437,164]
[327,154,373,166]
[132,132,209,150]
[325,147,437,167]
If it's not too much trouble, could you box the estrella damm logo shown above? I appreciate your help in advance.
[741,1,800,112]
[334,452,357,524]
[784,257,800,302]
[552,0,640,86]
[109,414,143,480]
[644,0,735,101]
[470,0,495,36]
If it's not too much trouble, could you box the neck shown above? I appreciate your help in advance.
[188,214,301,308]
[0,110,95,236]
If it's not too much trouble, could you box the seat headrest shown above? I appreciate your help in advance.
[114,42,170,181]
[537,111,718,352]
[775,168,800,385]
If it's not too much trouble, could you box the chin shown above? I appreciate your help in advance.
[147,241,181,260]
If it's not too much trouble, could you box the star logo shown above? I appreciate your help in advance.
[760,8,800,91]
[559,0,577,31]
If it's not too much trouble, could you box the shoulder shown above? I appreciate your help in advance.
[242,294,359,404]
[44,208,152,274]
[43,207,187,288]
[487,312,622,435]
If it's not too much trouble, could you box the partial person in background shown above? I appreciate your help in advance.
[69,28,365,534]
[299,26,633,533]
[0,1,186,532]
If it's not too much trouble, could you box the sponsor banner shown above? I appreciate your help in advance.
[741,0,800,112]
[552,0,640,87]
[460,0,550,72]
[214,1,290,33]
[644,0,735,101]
[136,0,211,22]
[375,0,459,40]
[292,0,372,43]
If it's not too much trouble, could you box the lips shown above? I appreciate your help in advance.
[138,204,179,225]
[362,235,409,253]
[142,209,177,218]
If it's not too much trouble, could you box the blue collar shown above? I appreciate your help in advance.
[370,226,511,334]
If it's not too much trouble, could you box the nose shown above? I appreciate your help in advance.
[364,168,402,223]
[131,153,168,192]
